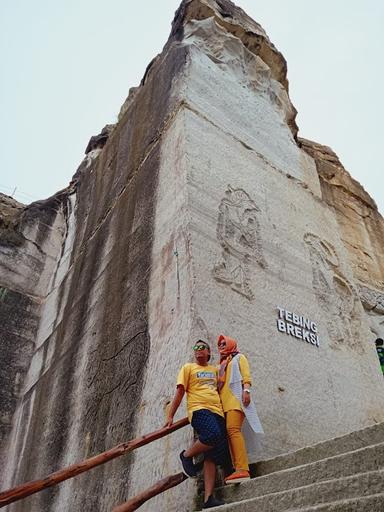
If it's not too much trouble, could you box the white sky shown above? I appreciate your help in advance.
[1,1,383,215]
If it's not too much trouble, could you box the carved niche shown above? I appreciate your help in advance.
[304,233,361,350]
[358,284,384,340]
[213,186,266,300]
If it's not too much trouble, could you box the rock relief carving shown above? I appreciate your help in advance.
[304,233,361,350]
[358,284,384,340]
[213,186,266,300]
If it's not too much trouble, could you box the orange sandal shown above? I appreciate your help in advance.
[224,470,250,484]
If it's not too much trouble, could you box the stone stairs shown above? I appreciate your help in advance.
[200,422,384,511]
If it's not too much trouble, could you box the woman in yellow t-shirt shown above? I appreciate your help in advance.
[166,340,229,509]
[217,334,264,485]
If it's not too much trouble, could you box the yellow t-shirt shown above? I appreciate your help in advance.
[219,354,252,413]
[177,363,224,421]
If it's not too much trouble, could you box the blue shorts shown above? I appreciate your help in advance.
[191,409,230,466]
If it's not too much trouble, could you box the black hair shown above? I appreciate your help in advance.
[376,338,384,347]
[195,339,211,361]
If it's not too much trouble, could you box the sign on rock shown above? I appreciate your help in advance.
[277,307,320,347]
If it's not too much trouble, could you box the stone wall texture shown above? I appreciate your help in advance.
[1,1,383,511]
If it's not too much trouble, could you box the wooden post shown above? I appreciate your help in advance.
[112,472,188,512]
[0,417,189,508]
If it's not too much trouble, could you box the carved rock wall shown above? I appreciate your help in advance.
[300,138,384,342]
[1,40,189,512]
[0,193,67,470]
[1,1,384,512]
[181,109,382,454]
[128,2,384,510]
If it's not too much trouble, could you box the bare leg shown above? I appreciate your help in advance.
[184,439,212,458]
[203,458,216,502]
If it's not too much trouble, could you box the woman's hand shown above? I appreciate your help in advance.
[242,389,250,407]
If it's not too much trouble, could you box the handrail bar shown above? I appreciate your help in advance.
[0,417,189,508]
[112,472,187,512]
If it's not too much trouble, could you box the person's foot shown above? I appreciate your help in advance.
[179,450,197,478]
[203,495,225,508]
[224,469,250,484]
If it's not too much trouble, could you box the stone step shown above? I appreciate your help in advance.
[198,494,384,512]
[204,470,384,512]
[286,492,384,511]
[218,442,384,504]
[253,421,384,476]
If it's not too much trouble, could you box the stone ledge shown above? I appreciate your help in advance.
[254,422,384,476]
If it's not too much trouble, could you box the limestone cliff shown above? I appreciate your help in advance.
[0,1,383,511]
[0,191,68,472]
[300,138,384,340]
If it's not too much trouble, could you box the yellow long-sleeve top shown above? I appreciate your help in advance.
[219,354,252,413]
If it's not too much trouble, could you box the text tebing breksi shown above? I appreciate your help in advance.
[277,307,320,347]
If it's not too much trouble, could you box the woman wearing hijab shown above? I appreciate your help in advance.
[217,334,264,484]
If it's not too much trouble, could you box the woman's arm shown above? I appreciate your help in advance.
[239,355,252,406]
[165,385,185,427]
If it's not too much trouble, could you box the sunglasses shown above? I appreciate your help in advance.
[218,342,226,347]
[193,345,208,351]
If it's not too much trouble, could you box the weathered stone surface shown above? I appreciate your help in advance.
[254,421,384,476]
[0,192,68,474]
[300,136,384,347]
[213,470,384,511]
[198,421,384,511]
[84,124,115,154]
[219,443,384,503]
[0,194,24,247]
[300,137,384,283]
[0,1,383,512]
[292,495,384,512]
[1,32,190,512]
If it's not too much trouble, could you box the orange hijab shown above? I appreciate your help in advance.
[217,334,239,391]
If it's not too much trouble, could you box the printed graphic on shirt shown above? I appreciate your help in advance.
[196,371,215,378]
[196,370,216,389]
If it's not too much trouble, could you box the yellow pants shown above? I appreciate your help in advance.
[226,409,249,471]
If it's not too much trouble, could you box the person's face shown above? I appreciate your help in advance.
[218,339,227,355]
[193,343,210,365]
